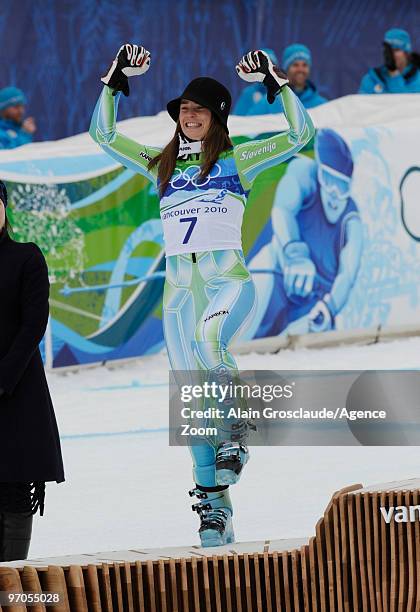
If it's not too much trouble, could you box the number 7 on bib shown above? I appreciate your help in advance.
[180,216,198,244]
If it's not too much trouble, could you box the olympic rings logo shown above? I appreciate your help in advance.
[170,163,222,189]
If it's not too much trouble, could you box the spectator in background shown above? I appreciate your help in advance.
[281,44,327,109]
[233,48,279,114]
[0,87,36,149]
[359,28,420,94]
[234,43,327,115]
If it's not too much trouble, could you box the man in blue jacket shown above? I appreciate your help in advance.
[359,28,420,94]
[0,87,37,149]
[234,43,327,115]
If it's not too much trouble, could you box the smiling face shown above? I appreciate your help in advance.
[179,99,212,141]
[287,60,310,90]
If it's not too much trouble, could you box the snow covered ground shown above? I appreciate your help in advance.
[30,337,420,559]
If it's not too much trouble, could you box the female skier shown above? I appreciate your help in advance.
[90,44,314,547]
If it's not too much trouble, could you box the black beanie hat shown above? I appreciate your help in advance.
[0,181,7,208]
[167,77,232,133]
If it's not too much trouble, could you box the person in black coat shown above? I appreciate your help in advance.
[0,180,64,562]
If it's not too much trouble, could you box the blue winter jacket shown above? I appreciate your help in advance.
[0,118,33,149]
[233,81,327,116]
[359,64,420,94]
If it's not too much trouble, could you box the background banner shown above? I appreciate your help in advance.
[0,0,419,140]
[1,95,419,367]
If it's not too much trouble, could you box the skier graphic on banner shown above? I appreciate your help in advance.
[248,129,363,338]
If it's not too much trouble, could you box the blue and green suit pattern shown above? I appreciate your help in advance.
[90,84,315,488]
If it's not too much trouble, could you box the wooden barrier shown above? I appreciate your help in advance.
[1,478,419,611]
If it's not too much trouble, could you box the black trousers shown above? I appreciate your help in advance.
[0,511,33,562]
[0,482,45,562]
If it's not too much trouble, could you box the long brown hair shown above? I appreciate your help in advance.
[148,116,233,197]
[0,202,12,236]
[5,212,12,235]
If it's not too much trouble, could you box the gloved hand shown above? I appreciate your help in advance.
[236,50,289,103]
[383,43,397,72]
[283,241,316,297]
[308,294,335,333]
[101,44,151,97]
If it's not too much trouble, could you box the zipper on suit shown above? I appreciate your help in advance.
[192,252,197,263]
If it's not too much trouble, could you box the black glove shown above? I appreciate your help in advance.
[383,43,396,72]
[236,50,289,104]
[101,44,151,97]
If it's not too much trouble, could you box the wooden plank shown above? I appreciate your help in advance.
[300,544,311,612]
[389,490,398,612]
[413,490,420,612]
[315,517,328,612]
[180,557,189,612]
[324,495,337,611]
[111,563,124,612]
[66,565,88,612]
[380,491,390,612]
[332,496,343,612]
[20,565,46,612]
[242,553,253,612]
[252,553,262,612]
[98,564,113,612]
[84,565,102,612]
[168,559,179,612]
[190,557,200,612]
[134,561,146,612]
[201,556,212,612]
[122,562,134,612]
[396,490,408,611]
[308,537,319,612]
[405,490,415,612]
[371,491,383,612]
[339,494,351,612]
[282,552,292,612]
[0,567,25,612]
[271,551,282,612]
[223,555,233,612]
[290,550,302,612]
[355,492,369,611]
[232,554,242,612]
[262,552,272,612]
[363,493,377,611]
[157,560,167,612]
[43,565,71,612]
[348,492,361,611]
[211,556,222,612]
[146,560,157,612]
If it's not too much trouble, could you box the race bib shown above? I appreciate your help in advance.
[160,163,245,256]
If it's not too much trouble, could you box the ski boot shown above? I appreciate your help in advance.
[215,418,255,485]
[215,441,249,485]
[189,484,234,547]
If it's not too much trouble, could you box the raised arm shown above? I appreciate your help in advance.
[233,50,315,189]
[89,44,160,184]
